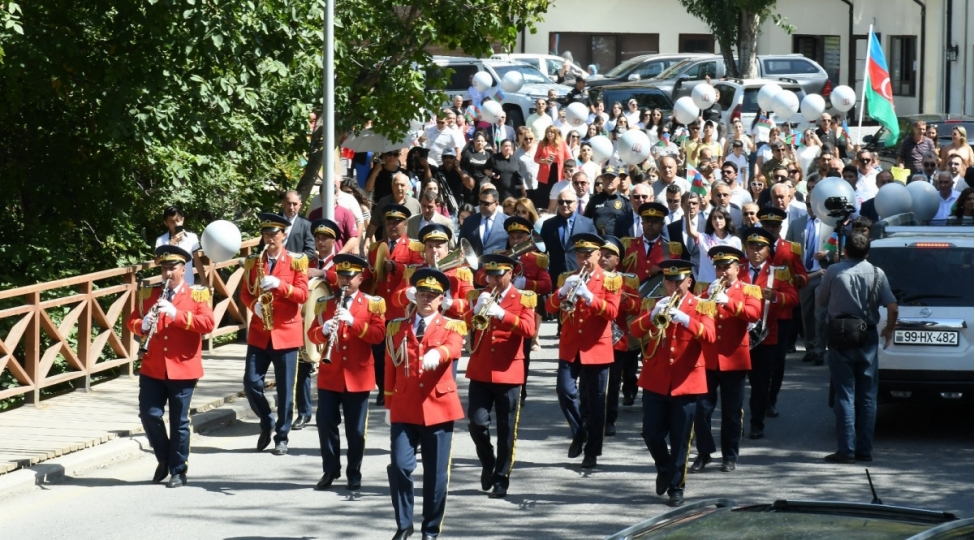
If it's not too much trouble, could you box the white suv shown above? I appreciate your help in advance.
[869,219,973,402]
[712,78,815,133]
[490,53,588,84]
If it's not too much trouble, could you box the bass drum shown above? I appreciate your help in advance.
[300,277,333,364]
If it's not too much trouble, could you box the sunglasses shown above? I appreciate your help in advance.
[479,200,496,206]
[572,181,587,186]
[788,169,799,174]
[773,174,789,181]
[557,200,574,205]
[750,182,764,186]
[743,211,757,216]
[631,194,650,200]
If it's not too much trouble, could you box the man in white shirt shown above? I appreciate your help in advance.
[548,165,584,214]
[577,143,601,192]
[525,98,553,142]
[934,171,961,221]
[725,141,750,185]
[421,110,463,168]
[720,160,751,209]
[854,149,879,200]
[154,206,201,286]
[662,183,684,225]
[650,156,691,200]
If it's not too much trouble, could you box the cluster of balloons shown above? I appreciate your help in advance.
[809,177,942,226]
[581,125,651,165]
[470,70,525,123]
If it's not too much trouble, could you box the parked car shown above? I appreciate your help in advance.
[713,78,814,132]
[428,56,570,127]
[489,53,588,85]
[590,82,675,117]
[585,54,707,89]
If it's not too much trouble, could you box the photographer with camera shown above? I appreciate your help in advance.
[155,205,201,286]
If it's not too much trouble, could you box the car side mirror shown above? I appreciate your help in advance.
[862,134,874,144]
[628,74,640,81]
[679,74,691,80]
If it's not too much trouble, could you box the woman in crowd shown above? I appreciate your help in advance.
[940,126,974,170]
[723,118,754,156]
[685,206,740,289]
[533,125,573,211]
[419,178,451,219]
[747,175,767,204]
[636,108,652,130]
[462,130,493,189]
[606,101,625,132]
[566,130,582,159]
[644,108,666,144]
[794,128,823,177]
[486,139,525,201]
[950,187,974,224]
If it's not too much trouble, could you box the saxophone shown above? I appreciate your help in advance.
[254,245,275,331]
[321,286,349,364]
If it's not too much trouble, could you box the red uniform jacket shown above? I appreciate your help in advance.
[384,313,466,426]
[464,287,537,384]
[308,290,386,393]
[473,252,553,296]
[364,237,425,321]
[544,267,622,365]
[128,284,215,381]
[614,273,643,352]
[772,238,808,320]
[240,250,310,350]
[739,262,799,346]
[631,292,715,396]
[700,279,762,371]
[620,236,675,284]
[392,264,474,319]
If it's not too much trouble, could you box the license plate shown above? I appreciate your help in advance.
[893,329,959,346]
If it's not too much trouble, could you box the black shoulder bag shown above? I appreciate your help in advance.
[827,265,880,350]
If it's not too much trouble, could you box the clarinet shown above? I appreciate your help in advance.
[138,278,172,360]
[321,286,349,364]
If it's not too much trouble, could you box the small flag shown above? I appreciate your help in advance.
[783,133,797,146]
[687,165,709,197]
[657,132,670,147]
[464,105,479,124]
[757,116,774,131]
[491,88,505,101]
[824,234,839,253]
[839,120,852,142]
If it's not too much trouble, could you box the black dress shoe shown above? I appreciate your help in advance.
[581,455,597,469]
[272,442,288,456]
[480,466,493,491]
[605,423,617,436]
[766,405,779,418]
[166,472,187,488]
[292,415,309,430]
[315,472,340,490]
[567,432,586,459]
[855,454,873,462]
[720,460,737,472]
[748,429,764,439]
[801,352,816,362]
[152,462,169,484]
[257,428,272,451]
[622,393,635,406]
[813,358,824,366]
[667,491,685,507]
[376,395,385,407]
[655,472,668,495]
[421,535,436,540]
[391,525,414,540]
[346,480,361,491]
[824,452,855,464]
[488,482,507,498]
[689,454,711,473]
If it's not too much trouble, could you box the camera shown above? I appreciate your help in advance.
[174,225,185,234]
[825,196,855,218]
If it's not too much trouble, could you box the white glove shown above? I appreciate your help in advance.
[336,307,354,324]
[650,301,666,319]
[141,316,154,333]
[712,292,729,305]
[512,276,527,289]
[321,319,338,336]
[487,303,505,320]
[558,275,581,298]
[405,286,416,304]
[260,276,280,291]
[669,308,691,328]
[421,349,440,371]
[253,301,263,319]
[577,282,594,304]
[384,409,391,426]
[473,291,492,312]
[706,280,722,295]
[158,299,177,319]
[442,290,453,311]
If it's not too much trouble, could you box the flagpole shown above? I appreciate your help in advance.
[856,24,873,140]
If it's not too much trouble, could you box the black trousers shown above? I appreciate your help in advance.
[606,348,639,426]
[467,380,522,489]
[748,343,776,432]
[694,369,746,462]
[520,337,532,402]
[371,322,390,403]
[769,319,792,408]
[642,391,696,496]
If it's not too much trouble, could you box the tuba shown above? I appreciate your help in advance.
[436,238,479,272]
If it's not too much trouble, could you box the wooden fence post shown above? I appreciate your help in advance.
[25,291,40,406]
[77,281,93,392]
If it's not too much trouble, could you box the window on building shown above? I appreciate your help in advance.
[792,35,841,86]
[548,33,660,73]
[678,34,715,53]
[889,35,917,97]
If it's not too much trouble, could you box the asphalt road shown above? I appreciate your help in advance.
[1,321,971,539]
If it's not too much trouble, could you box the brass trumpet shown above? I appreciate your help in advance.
[560,263,593,313]
[708,277,728,298]
[471,286,500,331]
[651,291,682,330]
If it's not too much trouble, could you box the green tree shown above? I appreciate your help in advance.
[677,0,794,79]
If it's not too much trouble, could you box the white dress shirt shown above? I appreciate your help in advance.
[935,191,960,220]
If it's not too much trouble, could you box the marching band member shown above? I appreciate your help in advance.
[392,223,474,319]
[240,213,309,456]
[384,269,467,540]
[365,204,425,406]
[308,255,386,492]
[128,245,214,488]
[690,246,761,474]
[545,233,621,469]
[307,218,341,285]
[630,259,715,507]
[600,235,641,437]
[740,227,799,440]
[464,254,537,499]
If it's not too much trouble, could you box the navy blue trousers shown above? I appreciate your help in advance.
[138,375,196,475]
[556,358,609,457]
[243,344,297,443]
[467,380,522,489]
[748,343,776,432]
[295,361,315,417]
[642,391,696,496]
[694,369,746,462]
[607,349,639,425]
[317,389,369,484]
[388,421,454,538]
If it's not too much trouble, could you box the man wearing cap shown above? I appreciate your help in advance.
[128,245,215,488]
[365,204,425,406]
[690,246,762,474]
[308,254,386,492]
[630,258,715,507]
[392,224,473,320]
[741,227,798,440]
[760,140,793,181]
[464,254,537,498]
[600,236,642,434]
[241,213,310,456]
[384,269,467,540]
[584,166,630,236]
[621,202,677,287]
[546,233,622,469]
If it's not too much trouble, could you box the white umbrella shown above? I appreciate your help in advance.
[341,128,417,153]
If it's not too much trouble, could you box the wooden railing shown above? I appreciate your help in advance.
[0,238,260,406]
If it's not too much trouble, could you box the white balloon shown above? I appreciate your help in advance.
[874,182,913,219]
[565,102,589,127]
[201,220,242,263]
[906,180,941,222]
[831,85,857,113]
[472,71,493,93]
[673,96,700,126]
[501,71,524,93]
[588,135,614,163]
[618,130,652,166]
[809,176,857,227]
[800,94,826,122]
[480,100,504,123]
[691,84,717,110]
[757,83,782,112]
[771,90,800,121]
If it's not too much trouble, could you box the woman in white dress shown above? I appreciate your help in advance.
[685,207,741,291]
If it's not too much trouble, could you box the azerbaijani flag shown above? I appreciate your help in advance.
[687,165,709,197]
[657,132,671,147]
[824,234,839,254]
[464,105,479,123]
[757,116,774,131]
[865,30,900,143]
[839,120,852,142]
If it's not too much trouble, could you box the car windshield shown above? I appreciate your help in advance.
[870,246,974,307]
[655,58,697,80]
[601,89,674,113]
[492,64,551,85]
[605,56,646,78]
[741,87,805,114]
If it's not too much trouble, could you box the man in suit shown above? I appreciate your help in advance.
[785,180,828,366]
[487,112,516,152]
[406,189,456,248]
[664,192,704,271]
[613,182,653,240]
[710,182,744,230]
[858,170,893,223]
[539,187,598,284]
[280,190,317,260]
[459,188,509,256]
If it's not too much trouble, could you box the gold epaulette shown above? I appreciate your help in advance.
[408,240,424,253]
[696,299,717,318]
[404,264,419,282]
[518,290,537,309]
[623,273,639,291]
[557,271,573,288]
[386,318,408,337]
[603,272,622,292]
[444,319,468,335]
[137,286,155,302]
[641,297,655,312]
[368,296,386,315]
[742,284,763,299]
[290,252,309,272]
[621,251,637,270]
[622,237,635,249]
[243,254,258,272]
[774,266,792,282]
[789,241,802,256]
[315,295,332,316]
[466,289,480,303]
[534,252,549,270]
[667,241,683,258]
[190,285,211,303]
[455,267,473,284]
